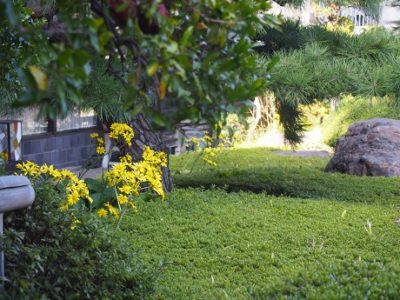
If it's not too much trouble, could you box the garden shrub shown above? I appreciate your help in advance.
[15,122,166,223]
[0,180,156,299]
[322,95,400,147]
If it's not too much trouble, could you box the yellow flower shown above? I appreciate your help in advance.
[16,161,40,177]
[105,202,119,218]
[119,185,133,194]
[120,154,133,163]
[90,132,99,139]
[70,217,81,230]
[190,137,200,151]
[1,151,8,161]
[96,146,106,155]
[18,161,93,211]
[67,191,80,206]
[202,157,217,166]
[97,208,108,217]
[109,123,134,146]
[142,146,167,167]
[60,203,69,212]
[60,169,75,180]
[117,194,129,205]
[202,132,213,144]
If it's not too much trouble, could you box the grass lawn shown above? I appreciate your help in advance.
[121,148,400,299]
[171,147,400,205]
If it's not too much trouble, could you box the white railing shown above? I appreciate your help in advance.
[340,6,378,27]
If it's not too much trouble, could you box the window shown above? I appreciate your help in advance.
[4,108,48,136]
[20,108,48,135]
[341,6,377,28]
[0,120,23,161]
[56,109,97,131]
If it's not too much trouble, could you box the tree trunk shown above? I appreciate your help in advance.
[129,113,174,192]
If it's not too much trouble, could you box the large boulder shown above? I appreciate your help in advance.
[325,118,400,176]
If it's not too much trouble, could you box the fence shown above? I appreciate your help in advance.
[340,6,378,27]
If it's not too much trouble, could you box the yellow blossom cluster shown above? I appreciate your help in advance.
[90,132,106,155]
[70,214,81,230]
[202,132,213,144]
[99,148,166,218]
[16,122,166,226]
[202,147,217,166]
[190,137,200,149]
[16,161,91,211]
[109,123,134,146]
[190,132,220,167]
[1,151,8,162]
[17,161,40,177]
[90,124,165,219]
[143,146,167,168]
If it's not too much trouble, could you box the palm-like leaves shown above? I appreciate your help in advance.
[81,59,131,124]
[256,21,400,144]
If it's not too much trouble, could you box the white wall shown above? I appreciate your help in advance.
[380,5,400,27]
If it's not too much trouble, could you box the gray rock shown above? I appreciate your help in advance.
[326,118,400,176]
[0,176,35,212]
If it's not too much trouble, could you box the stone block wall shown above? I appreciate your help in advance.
[21,128,100,168]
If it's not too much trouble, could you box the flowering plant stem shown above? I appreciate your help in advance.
[189,152,203,174]
[115,205,129,232]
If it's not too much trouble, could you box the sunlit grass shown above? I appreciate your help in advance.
[123,188,400,299]
[171,147,400,205]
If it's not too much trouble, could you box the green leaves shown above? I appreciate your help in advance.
[257,21,400,144]
[180,25,194,48]
[2,1,277,133]
[0,179,155,298]
[84,178,116,210]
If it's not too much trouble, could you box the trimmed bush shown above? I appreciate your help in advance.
[0,181,155,299]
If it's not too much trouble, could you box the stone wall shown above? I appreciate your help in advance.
[20,123,210,167]
[22,128,100,168]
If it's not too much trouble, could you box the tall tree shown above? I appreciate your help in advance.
[255,20,400,143]
[1,0,277,190]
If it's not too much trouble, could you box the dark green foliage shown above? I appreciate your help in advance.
[254,20,303,55]
[274,0,305,7]
[1,1,274,130]
[82,59,132,123]
[0,1,29,116]
[123,188,400,299]
[277,102,307,145]
[256,23,400,143]
[171,148,400,205]
[0,181,155,299]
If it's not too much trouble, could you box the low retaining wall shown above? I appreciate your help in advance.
[22,128,99,168]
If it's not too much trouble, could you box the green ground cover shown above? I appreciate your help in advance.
[120,148,400,299]
[124,189,400,299]
[171,148,400,205]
